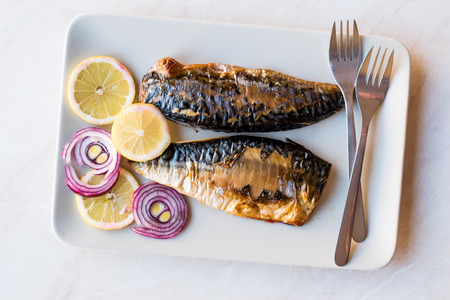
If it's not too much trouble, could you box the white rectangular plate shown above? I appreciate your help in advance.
[52,14,410,270]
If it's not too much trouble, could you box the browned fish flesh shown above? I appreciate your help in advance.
[139,57,344,132]
[129,135,331,226]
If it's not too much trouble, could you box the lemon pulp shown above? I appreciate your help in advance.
[75,167,139,230]
[111,103,171,162]
[68,56,135,125]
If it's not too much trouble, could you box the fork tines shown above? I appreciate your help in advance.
[358,46,394,89]
[330,20,360,63]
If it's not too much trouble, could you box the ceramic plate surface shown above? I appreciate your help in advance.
[52,14,410,269]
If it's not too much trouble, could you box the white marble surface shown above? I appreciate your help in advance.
[0,0,448,299]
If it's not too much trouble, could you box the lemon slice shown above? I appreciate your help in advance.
[111,103,171,162]
[68,56,135,125]
[75,167,139,230]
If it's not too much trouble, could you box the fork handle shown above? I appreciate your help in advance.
[335,123,370,266]
[353,186,367,242]
[342,87,367,242]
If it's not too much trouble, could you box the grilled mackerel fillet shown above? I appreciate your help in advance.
[139,57,344,132]
[130,136,331,226]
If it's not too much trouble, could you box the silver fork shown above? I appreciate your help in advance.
[335,46,394,266]
[329,20,367,242]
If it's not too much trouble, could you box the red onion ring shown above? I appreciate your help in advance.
[62,127,121,197]
[75,137,111,173]
[64,165,119,197]
[132,182,188,239]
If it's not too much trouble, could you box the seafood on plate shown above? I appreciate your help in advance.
[139,57,344,132]
[129,135,331,226]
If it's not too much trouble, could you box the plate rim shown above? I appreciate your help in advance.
[51,13,411,270]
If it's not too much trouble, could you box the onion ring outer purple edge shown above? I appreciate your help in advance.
[132,182,188,239]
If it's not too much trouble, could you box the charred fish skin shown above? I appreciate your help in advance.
[139,57,344,132]
[130,136,331,226]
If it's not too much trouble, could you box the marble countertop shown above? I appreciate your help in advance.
[0,0,448,299]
